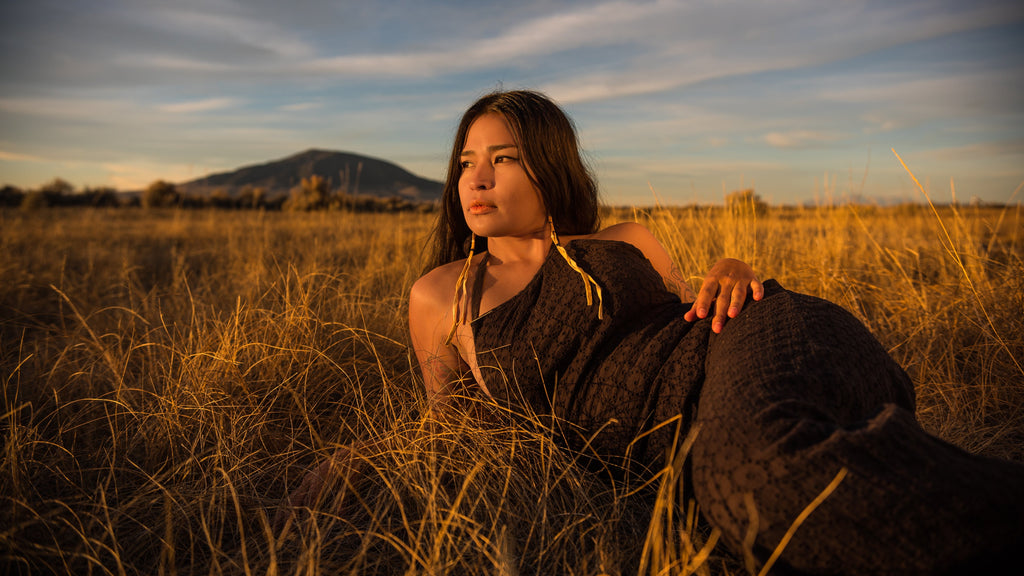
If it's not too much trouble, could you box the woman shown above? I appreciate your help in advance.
[295,90,1024,573]
[409,97,762,418]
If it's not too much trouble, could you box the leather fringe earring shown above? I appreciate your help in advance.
[549,216,603,319]
[444,233,476,346]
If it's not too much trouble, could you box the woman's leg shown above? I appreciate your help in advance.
[692,282,1024,575]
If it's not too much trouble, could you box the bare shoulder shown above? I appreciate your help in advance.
[409,259,466,308]
[589,222,667,260]
[591,221,692,299]
[591,221,657,246]
[409,257,474,398]
[592,221,676,274]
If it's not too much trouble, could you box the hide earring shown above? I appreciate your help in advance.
[548,216,603,320]
[444,233,476,346]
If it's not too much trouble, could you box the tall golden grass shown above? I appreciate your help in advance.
[2,198,1022,574]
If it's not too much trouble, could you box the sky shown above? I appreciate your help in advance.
[1,0,1022,206]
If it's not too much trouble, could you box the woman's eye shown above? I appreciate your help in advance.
[460,161,473,169]
[494,155,517,164]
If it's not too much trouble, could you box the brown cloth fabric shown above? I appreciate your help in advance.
[469,239,1024,575]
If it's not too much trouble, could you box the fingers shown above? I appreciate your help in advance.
[712,288,731,333]
[750,278,764,301]
[687,278,719,320]
[727,279,749,318]
[682,258,762,330]
[685,276,762,332]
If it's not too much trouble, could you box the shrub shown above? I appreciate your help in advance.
[725,188,767,216]
[142,180,181,208]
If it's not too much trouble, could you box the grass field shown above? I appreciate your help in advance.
[2,201,1022,574]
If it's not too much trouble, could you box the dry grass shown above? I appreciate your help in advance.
[1,199,1022,575]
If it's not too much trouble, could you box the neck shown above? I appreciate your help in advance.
[483,226,552,265]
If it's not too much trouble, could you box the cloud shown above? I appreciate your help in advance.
[124,3,316,60]
[0,149,43,162]
[541,75,695,105]
[101,159,221,190]
[578,101,748,146]
[0,97,134,120]
[820,72,1021,110]
[304,1,666,77]
[812,68,1024,136]
[305,0,1023,102]
[6,0,1021,103]
[600,156,788,178]
[114,54,235,73]
[157,98,239,114]
[2,0,1021,203]
[279,102,323,112]
[919,140,1024,162]
[763,130,845,149]
[860,113,902,134]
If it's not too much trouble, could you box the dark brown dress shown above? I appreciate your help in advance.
[469,239,1024,575]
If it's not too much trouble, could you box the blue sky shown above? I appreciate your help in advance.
[1,0,1022,205]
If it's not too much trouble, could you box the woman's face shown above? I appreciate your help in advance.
[458,113,546,240]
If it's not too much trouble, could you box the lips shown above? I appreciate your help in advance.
[469,202,496,215]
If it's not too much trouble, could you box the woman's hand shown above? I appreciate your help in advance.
[683,258,763,333]
[273,444,364,532]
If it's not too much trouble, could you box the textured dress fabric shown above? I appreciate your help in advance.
[467,239,1024,575]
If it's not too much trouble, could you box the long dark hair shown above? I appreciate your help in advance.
[426,90,600,270]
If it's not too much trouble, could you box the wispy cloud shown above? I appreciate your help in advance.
[101,159,220,190]
[115,54,235,73]
[1,0,1021,204]
[279,102,323,112]
[0,149,44,162]
[820,72,1021,111]
[304,0,665,77]
[157,98,239,114]
[919,140,1024,161]
[543,75,694,105]
[0,97,133,119]
[124,2,315,60]
[304,0,1024,104]
[600,156,788,179]
[763,131,845,149]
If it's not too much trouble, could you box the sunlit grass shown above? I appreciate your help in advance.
[2,197,1021,574]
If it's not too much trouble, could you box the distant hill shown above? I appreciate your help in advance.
[178,149,443,201]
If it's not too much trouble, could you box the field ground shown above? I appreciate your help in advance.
[2,203,1022,574]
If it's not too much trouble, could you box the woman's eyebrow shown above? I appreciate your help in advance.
[461,144,517,156]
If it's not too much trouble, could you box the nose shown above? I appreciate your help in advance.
[466,161,494,190]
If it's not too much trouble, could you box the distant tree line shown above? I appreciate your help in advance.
[4,178,1009,214]
[2,179,121,209]
[1,176,438,213]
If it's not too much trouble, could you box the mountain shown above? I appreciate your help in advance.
[178,149,443,201]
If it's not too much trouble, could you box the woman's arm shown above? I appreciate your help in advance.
[598,222,763,333]
[408,267,471,413]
